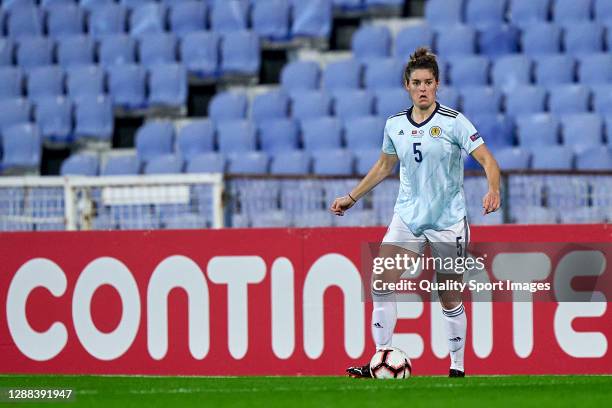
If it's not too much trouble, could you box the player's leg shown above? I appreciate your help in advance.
[347,214,424,378]
[428,217,469,377]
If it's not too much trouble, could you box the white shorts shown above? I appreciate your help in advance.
[382,213,470,274]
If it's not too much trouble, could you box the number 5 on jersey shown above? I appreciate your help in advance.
[413,142,422,163]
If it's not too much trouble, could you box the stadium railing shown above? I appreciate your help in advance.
[0,170,610,231]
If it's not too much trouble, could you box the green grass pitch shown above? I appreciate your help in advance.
[1,374,611,408]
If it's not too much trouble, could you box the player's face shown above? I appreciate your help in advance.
[405,69,438,110]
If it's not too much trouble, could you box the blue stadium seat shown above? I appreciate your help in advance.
[521,23,561,56]
[16,37,53,70]
[168,0,207,37]
[322,59,362,92]
[508,0,550,29]
[424,0,463,30]
[354,149,380,175]
[120,0,158,9]
[492,55,532,92]
[26,66,64,102]
[594,0,612,25]
[301,117,342,151]
[0,39,14,66]
[0,67,23,99]
[333,0,364,11]
[129,3,166,38]
[220,31,261,76]
[209,91,248,121]
[576,146,612,169]
[374,88,409,117]
[363,58,404,90]
[46,4,85,38]
[515,113,560,147]
[534,54,575,85]
[227,151,269,174]
[394,23,434,62]
[7,6,43,39]
[436,87,460,110]
[251,90,289,123]
[436,25,477,57]
[56,35,95,68]
[552,0,593,25]
[469,113,513,148]
[477,25,520,59]
[180,31,220,78]
[465,0,507,29]
[333,90,374,120]
[66,65,105,100]
[312,149,354,175]
[291,0,332,39]
[73,95,113,142]
[34,96,73,144]
[138,33,178,67]
[98,34,136,67]
[148,63,188,107]
[80,0,117,12]
[102,154,141,175]
[344,116,385,150]
[258,118,299,152]
[447,56,489,88]
[494,147,531,170]
[185,152,226,173]
[216,119,256,153]
[60,153,99,176]
[578,53,612,85]
[252,0,291,41]
[531,145,574,169]
[592,85,612,114]
[1,123,40,173]
[548,84,590,114]
[280,61,320,93]
[3,0,36,10]
[210,0,248,33]
[107,63,147,109]
[0,98,31,129]
[504,86,547,117]
[564,23,605,57]
[144,154,184,174]
[560,113,604,148]
[176,120,214,160]
[270,150,311,174]
[290,91,332,120]
[135,121,175,163]
[352,25,392,61]
[41,0,76,8]
[460,87,502,116]
[88,4,127,38]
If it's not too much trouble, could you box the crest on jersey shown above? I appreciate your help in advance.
[430,126,442,137]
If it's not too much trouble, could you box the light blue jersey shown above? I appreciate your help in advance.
[381,102,484,235]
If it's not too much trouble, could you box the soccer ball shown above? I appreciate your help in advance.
[369,347,412,379]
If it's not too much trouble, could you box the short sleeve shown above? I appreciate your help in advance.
[381,122,396,154]
[454,113,484,154]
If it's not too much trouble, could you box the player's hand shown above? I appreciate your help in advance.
[482,190,501,215]
[330,195,356,216]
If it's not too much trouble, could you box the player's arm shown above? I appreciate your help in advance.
[470,144,501,215]
[330,152,398,216]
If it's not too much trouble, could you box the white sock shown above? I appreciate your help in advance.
[442,303,467,372]
[371,291,397,350]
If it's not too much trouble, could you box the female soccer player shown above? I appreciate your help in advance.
[330,47,501,378]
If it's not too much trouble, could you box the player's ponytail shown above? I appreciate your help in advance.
[404,47,439,84]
